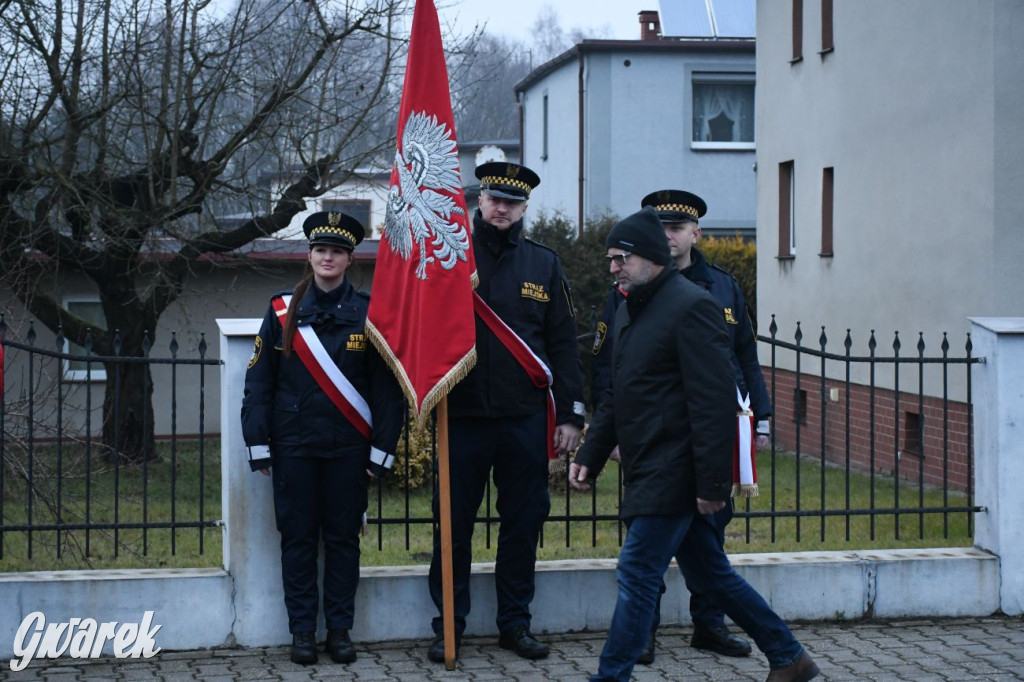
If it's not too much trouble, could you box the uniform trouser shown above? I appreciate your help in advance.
[272,455,368,634]
[428,412,551,635]
[590,513,804,682]
[649,501,734,633]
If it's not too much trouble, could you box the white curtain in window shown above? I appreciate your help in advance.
[694,84,751,142]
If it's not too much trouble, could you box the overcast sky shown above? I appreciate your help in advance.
[436,0,658,44]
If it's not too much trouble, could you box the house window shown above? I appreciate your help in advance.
[322,200,371,235]
[541,94,549,160]
[691,75,755,149]
[792,0,804,62]
[63,298,107,382]
[821,166,834,256]
[779,161,795,258]
[793,388,808,425]
[903,411,923,457]
[821,0,834,53]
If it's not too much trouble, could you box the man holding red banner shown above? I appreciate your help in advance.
[242,212,404,666]
[425,162,586,662]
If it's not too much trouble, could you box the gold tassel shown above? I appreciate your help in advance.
[365,319,477,427]
[732,483,760,498]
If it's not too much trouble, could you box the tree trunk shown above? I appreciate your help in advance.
[100,357,156,464]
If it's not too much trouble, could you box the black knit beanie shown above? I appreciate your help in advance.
[606,206,672,266]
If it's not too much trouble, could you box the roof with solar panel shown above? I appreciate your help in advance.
[658,0,755,39]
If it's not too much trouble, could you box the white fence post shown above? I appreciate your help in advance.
[970,317,1024,616]
[218,319,292,646]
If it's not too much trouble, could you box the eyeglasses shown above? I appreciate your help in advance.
[606,252,633,266]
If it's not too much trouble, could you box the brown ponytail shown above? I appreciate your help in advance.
[280,264,314,357]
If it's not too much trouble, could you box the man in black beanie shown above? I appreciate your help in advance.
[592,190,772,664]
[570,209,819,682]
[604,206,673,268]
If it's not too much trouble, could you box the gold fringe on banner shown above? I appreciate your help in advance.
[365,318,477,428]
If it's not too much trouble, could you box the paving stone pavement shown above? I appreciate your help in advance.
[6,616,1023,681]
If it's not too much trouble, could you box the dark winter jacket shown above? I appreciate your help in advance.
[575,265,736,519]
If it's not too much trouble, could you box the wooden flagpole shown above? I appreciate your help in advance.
[436,396,457,669]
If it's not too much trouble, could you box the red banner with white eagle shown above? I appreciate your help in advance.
[365,0,477,423]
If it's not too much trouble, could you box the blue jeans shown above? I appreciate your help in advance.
[591,513,805,682]
[650,502,734,633]
[689,502,733,628]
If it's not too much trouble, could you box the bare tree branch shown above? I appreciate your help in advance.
[0,0,418,462]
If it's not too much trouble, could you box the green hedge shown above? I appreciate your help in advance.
[699,233,757,318]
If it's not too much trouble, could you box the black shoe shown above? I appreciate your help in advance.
[326,629,356,663]
[691,624,752,657]
[427,632,461,663]
[290,631,318,665]
[498,626,550,660]
[636,631,656,664]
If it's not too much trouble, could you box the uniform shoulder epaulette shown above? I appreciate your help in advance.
[708,262,740,283]
[270,289,294,300]
[356,290,370,300]
[523,237,559,258]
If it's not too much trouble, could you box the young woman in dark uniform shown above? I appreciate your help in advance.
[241,211,403,665]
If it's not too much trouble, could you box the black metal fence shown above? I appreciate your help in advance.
[752,318,984,545]
[0,317,222,569]
[1,316,986,569]
[361,322,985,560]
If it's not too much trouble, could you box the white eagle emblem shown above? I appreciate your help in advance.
[384,111,469,279]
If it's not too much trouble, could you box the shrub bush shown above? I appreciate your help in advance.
[699,233,757,319]
[387,418,434,492]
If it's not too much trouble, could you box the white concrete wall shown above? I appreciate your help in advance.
[0,568,235,657]
[971,318,1024,615]
[0,549,1000,661]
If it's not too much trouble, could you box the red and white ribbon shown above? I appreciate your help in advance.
[472,292,558,460]
[273,295,372,440]
[733,387,759,498]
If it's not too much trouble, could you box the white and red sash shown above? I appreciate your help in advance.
[272,295,372,440]
[472,292,558,460]
[733,387,759,498]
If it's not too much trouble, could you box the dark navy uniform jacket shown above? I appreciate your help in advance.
[591,246,771,421]
[241,280,404,474]
[448,212,585,428]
